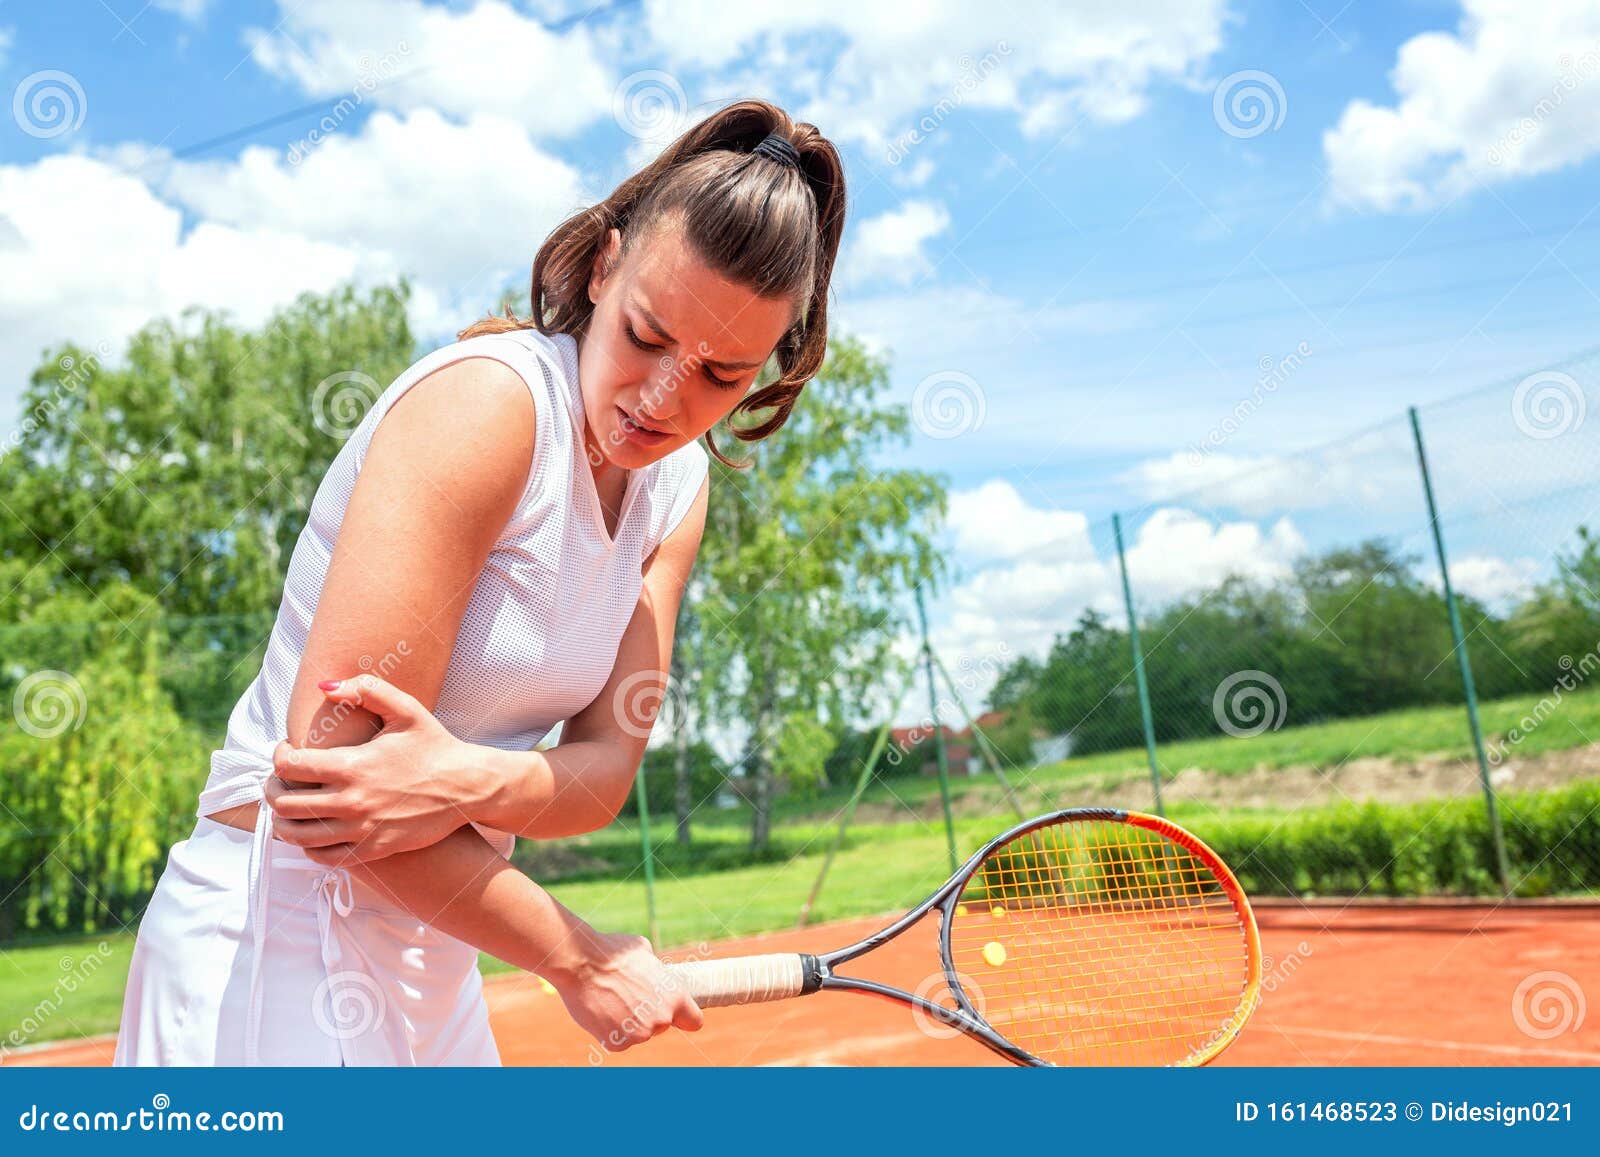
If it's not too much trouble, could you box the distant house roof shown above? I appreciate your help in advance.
[890,710,1008,752]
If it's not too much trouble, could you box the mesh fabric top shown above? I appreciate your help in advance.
[196,328,709,856]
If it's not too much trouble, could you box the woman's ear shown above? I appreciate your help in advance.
[588,227,623,305]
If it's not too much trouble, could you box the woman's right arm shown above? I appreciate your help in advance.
[338,819,700,1049]
[271,355,699,1050]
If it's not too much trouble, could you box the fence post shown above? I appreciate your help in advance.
[633,769,660,946]
[797,684,912,927]
[916,586,959,873]
[1113,514,1165,816]
[930,650,1028,820]
[1409,406,1513,897]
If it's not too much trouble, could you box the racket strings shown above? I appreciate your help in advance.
[946,817,1254,1066]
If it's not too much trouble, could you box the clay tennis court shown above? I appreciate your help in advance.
[11,900,1595,1068]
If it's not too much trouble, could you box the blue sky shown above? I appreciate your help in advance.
[4,0,1600,684]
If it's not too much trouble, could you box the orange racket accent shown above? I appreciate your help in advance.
[945,810,1261,1066]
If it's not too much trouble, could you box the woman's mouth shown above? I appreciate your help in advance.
[616,405,672,447]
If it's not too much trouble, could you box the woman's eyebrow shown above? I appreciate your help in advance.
[633,302,766,371]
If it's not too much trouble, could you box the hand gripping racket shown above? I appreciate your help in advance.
[665,808,1262,1066]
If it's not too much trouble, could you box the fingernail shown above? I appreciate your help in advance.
[318,679,341,691]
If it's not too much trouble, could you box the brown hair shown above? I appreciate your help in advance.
[459,98,847,465]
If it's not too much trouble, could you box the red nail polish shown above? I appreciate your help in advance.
[318,679,341,691]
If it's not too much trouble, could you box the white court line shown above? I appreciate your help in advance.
[1258,1023,1600,1062]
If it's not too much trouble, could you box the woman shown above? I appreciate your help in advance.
[114,98,847,1066]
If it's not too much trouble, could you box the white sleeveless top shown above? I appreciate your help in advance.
[196,327,710,856]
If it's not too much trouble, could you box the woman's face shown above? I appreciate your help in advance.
[580,223,795,470]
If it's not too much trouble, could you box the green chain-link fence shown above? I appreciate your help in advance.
[962,351,1600,905]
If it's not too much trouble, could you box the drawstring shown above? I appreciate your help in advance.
[242,804,355,1066]
[243,804,273,1067]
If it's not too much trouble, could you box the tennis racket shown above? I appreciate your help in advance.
[664,808,1261,1066]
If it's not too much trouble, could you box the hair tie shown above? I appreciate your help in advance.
[752,132,801,170]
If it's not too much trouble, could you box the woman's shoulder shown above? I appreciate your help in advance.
[421,327,574,387]
[398,327,581,429]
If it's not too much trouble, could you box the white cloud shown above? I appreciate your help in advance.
[1122,451,1333,516]
[927,480,1307,709]
[638,0,1228,153]
[1121,438,1420,519]
[1324,0,1600,211]
[157,109,588,334]
[1436,554,1542,610]
[246,0,615,140]
[0,154,357,403]
[1122,507,1307,602]
[0,108,588,419]
[948,478,1096,564]
[0,26,13,70]
[153,0,213,19]
[839,200,950,287]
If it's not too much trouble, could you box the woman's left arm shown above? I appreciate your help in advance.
[471,473,711,838]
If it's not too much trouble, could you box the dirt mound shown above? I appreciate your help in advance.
[843,745,1600,822]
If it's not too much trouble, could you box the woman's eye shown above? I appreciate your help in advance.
[629,320,740,388]
[625,322,662,352]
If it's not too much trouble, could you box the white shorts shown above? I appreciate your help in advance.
[113,815,501,1067]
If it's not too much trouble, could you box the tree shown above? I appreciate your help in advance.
[696,335,946,850]
[1294,541,1459,711]
[0,586,211,936]
[769,712,838,798]
[1507,525,1600,683]
[620,739,727,821]
[0,284,417,624]
[1,284,420,733]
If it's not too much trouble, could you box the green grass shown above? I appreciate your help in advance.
[0,933,136,1050]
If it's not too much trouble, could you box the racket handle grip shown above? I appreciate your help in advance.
[665,953,816,1009]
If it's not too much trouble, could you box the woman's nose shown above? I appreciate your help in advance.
[640,374,685,420]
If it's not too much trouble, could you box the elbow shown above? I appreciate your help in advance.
[590,757,638,832]
[555,749,636,837]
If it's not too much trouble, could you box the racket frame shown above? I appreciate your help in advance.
[801,806,1262,1067]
